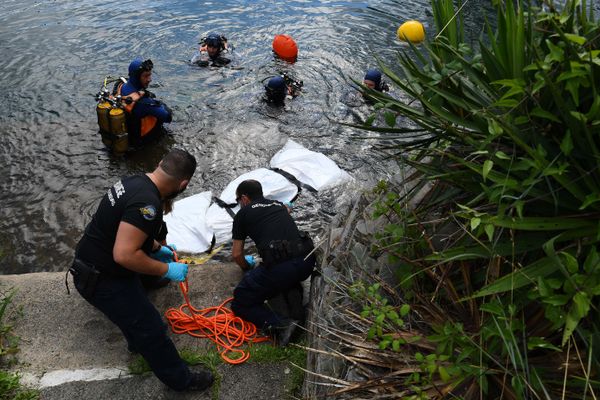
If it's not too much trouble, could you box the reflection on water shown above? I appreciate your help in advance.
[0,0,495,274]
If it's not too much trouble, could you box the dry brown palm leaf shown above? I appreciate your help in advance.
[329,369,421,396]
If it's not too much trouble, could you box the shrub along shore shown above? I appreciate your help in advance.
[303,0,600,398]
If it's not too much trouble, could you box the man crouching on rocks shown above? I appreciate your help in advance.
[230,179,316,346]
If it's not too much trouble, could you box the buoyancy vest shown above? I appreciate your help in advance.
[115,82,158,138]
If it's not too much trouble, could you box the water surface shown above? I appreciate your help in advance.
[0,0,493,274]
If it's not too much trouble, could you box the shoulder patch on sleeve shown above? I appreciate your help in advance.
[139,205,157,221]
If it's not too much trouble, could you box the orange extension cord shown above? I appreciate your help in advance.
[165,251,269,364]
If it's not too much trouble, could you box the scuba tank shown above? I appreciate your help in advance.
[95,77,129,154]
[108,107,128,154]
[96,101,112,147]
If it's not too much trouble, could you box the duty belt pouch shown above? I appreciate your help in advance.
[69,259,100,298]
[261,233,315,267]
[261,240,290,268]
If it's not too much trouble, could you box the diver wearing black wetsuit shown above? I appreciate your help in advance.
[191,32,231,67]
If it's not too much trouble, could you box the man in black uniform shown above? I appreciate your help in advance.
[230,179,315,346]
[71,149,213,392]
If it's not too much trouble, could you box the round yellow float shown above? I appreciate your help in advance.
[397,20,425,43]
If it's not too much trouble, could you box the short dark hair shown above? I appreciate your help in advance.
[160,149,197,180]
[236,180,263,200]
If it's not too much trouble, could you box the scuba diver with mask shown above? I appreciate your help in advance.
[190,32,231,67]
[119,58,173,146]
[264,73,303,106]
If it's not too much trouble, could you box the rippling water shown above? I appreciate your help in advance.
[0,0,498,274]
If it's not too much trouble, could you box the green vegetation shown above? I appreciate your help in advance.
[0,288,38,400]
[248,341,306,365]
[0,291,18,364]
[0,371,37,400]
[343,0,600,398]
[246,342,307,396]
[126,356,152,375]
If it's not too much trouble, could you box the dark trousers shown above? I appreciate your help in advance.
[231,255,315,330]
[74,273,191,391]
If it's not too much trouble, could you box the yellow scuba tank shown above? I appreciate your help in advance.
[96,101,112,146]
[109,107,128,154]
[96,102,111,132]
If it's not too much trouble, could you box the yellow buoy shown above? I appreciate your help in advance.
[397,20,425,43]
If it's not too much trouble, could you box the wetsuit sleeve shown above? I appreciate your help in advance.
[121,80,172,123]
[133,98,173,123]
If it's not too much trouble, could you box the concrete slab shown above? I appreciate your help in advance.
[1,263,303,399]
[1,263,244,375]
[39,363,291,400]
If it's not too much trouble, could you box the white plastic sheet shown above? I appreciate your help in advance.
[165,140,352,253]
[163,191,213,253]
[270,139,352,191]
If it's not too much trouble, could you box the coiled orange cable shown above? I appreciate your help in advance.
[165,250,269,364]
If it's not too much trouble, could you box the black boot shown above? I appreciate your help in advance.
[186,369,214,392]
[271,319,299,347]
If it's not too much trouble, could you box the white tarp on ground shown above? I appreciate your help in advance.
[165,139,352,253]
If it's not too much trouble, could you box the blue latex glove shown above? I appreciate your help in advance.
[150,245,175,263]
[283,201,293,209]
[164,262,189,282]
[245,255,256,269]
[166,243,177,252]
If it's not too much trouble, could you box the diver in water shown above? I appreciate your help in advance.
[264,74,303,106]
[358,68,390,106]
[191,32,231,67]
[120,58,173,146]
[363,69,389,92]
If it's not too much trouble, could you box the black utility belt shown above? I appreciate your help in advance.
[69,258,132,296]
[70,258,101,298]
[259,232,314,268]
